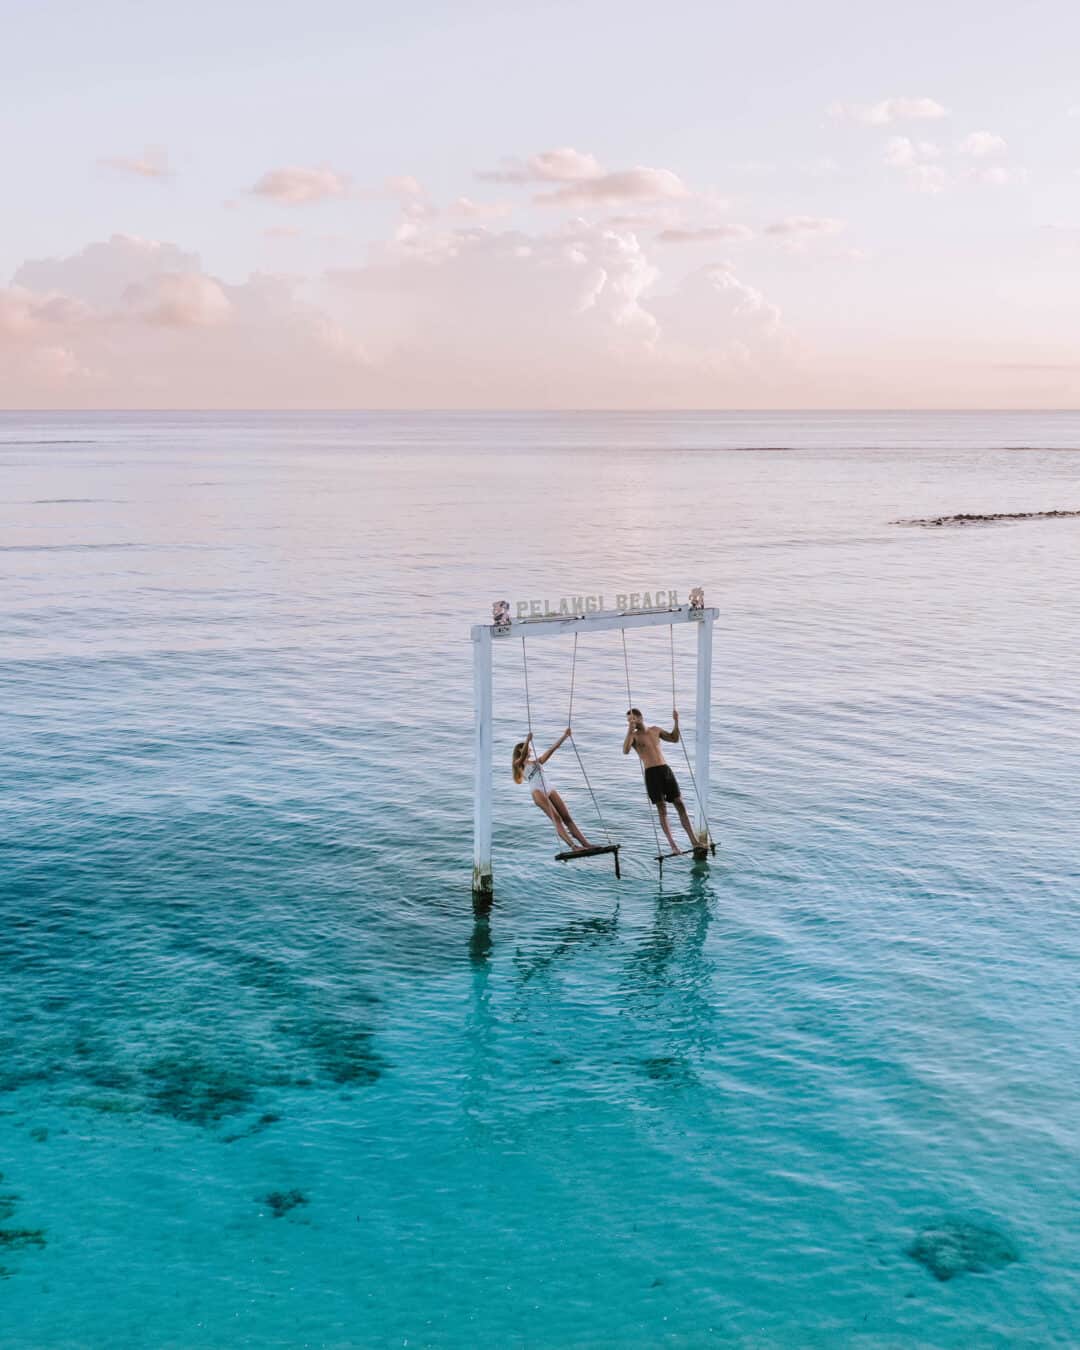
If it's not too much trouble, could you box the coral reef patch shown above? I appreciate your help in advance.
[261,1189,308,1218]
[907,1219,1019,1282]
[277,1012,386,1086]
[142,1055,256,1126]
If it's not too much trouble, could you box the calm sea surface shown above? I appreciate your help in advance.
[2,411,1079,1348]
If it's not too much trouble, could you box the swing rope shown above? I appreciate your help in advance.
[521,635,535,739]
[566,635,613,845]
[621,629,663,859]
[669,624,713,847]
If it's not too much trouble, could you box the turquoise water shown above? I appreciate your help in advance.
[2,412,1079,1347]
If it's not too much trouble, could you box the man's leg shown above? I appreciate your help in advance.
[674,797,700,848]
[656,801,680,854]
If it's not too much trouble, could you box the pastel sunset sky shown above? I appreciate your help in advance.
[2,0,1078,409]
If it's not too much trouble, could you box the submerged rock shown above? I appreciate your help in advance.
[894,509,1080,528]
[261,1189,308,1218]
[907,1220,1018,1281]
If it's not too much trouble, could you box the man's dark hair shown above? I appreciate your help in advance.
[628,707,642,718]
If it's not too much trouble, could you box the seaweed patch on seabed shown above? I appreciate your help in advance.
[0,1180,47,1279]
[906,1219,1019,1282]
[277,1010,387,1087]
[141,1055,257,1126]
[260,1189,309,1219]
[0,1229,46,1251]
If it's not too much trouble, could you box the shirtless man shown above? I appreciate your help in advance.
[623,708,701,855]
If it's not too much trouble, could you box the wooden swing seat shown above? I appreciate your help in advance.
[654,843,716,873]
[555,843,621,878]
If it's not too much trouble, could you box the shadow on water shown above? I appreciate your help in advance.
[512,909,621,989]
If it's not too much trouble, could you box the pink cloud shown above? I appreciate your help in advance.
[647,265,785,359]
[127,273,233,327]
[447,197,513,220]
[99,147,172,179]
[763,216,845,236]
[479,147,603,184]
[2,235,368,407]
[385,175,425,199]
[535,167,688,207]
[883,137,948,192]
[0,287,90,342]
[958,131,1008,158]
[251,166,350,205]
[829,96,949,125]
[657,224,753,243]
[15,235,201,308]
[964,164,1023,186]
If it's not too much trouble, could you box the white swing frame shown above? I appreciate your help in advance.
[471,600,718,896]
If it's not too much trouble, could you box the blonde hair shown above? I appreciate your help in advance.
[512,741,528,783]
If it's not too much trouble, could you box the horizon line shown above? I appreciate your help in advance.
[3,407,1080,416]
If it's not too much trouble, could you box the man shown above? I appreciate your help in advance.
[623,708,701,855]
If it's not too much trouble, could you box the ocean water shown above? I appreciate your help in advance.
[2,411,1079,1349]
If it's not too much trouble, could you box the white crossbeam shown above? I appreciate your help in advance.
[471,603,718,642]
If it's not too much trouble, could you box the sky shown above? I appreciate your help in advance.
[1,0,1079,409]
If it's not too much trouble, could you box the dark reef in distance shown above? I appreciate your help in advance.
[894,510,1080,527]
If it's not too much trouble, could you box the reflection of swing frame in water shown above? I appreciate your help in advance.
[471,595,718,896]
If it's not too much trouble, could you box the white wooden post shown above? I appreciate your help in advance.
[694,612,714,845]
[472,625,494,896]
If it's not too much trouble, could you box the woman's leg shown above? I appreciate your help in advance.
[533,789,575,848]
[549,791,591,848]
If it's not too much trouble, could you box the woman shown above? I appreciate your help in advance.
[512,728,592,853]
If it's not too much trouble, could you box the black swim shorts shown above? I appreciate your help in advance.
[644,764,681,805]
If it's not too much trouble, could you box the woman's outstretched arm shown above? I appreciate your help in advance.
[538,727,571,764]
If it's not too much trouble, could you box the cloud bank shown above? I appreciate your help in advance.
[2,218,795,408]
